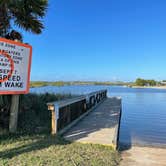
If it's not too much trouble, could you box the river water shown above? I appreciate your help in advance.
[30,85,166,147]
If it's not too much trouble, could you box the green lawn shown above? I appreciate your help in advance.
[0,134,120,166]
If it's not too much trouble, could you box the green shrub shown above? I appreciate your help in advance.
[18,93,72,134]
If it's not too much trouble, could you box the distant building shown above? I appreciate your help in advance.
[160,81,166,86]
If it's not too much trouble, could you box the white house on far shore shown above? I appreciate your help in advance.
[160,81,166,86]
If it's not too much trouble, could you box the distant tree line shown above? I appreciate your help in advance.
[135,78,157,86]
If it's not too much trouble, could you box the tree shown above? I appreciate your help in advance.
[135,78,146,86]
[147,79,156,86]
[135,78,157,86]
[0,0,48,132]
[0,0,48,37]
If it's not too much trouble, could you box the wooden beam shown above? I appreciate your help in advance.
[51,109,56,135]
[48,105,57,135]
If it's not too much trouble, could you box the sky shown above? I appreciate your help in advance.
[22,0,166,82]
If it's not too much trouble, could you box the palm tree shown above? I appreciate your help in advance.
[0,0,48,37]
[0,0,48,132]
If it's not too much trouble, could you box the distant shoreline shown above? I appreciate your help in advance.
[131,86,166,89]
[30,81,166,90]
[30,81,132,88]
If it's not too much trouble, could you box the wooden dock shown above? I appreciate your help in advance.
[63,97,122,149]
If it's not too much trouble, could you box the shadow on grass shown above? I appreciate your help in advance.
[0,134,70,159]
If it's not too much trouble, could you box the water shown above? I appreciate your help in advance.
[30,85,166,147]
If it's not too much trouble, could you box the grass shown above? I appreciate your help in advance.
[0,134,120,166]
[18,93,73,134]
[30,81,69,87]
[30,81,133,87]
[0,93,120,165]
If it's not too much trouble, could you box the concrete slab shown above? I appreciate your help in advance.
[120,146,166,166]
[63,97,121,148]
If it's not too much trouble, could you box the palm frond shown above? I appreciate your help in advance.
[14,15,44,34]
[9,0,47,34]
[0,0,48,36]
[0,1,11,36]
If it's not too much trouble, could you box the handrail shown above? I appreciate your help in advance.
[47,89,107,135]
[87,89,107,96]
[47,95,86,109]
[47,89,107,110]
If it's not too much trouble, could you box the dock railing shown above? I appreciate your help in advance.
[47,90,107,135]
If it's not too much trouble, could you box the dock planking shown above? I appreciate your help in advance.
[63,97,122,149]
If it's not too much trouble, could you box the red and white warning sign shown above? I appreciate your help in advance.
[0,38,32,94]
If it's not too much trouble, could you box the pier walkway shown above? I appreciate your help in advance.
[63,97,121,149]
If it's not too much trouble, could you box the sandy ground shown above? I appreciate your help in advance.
[120,146,166,166]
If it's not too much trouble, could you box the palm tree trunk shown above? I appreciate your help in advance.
[0,3,11,130]
[0,4,11,129]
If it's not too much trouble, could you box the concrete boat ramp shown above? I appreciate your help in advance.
[120,146,166,166]
[63,97,121,149]
[48,90,166,165]
[62,97,166,166]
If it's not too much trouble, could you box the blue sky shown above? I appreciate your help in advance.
[22,0,166,82]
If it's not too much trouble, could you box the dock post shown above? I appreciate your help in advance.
[48,105,57,135]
